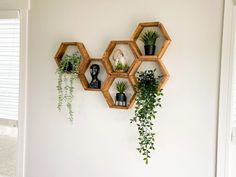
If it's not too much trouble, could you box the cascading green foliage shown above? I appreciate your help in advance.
[56,53,81,122]
[130,69,163,164]
[116,81,127,93]
[139,30,159,46]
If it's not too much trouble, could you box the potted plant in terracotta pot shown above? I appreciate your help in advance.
[139,30,159,55]
[115,81,127,106]
[56,53,81,122]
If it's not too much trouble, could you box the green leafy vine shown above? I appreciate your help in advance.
[56,53,81,122]
[130,69,163,164]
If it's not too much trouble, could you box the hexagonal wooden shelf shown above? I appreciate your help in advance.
[131,22,171,60]
[54,42,90,74]
[54,22,171,110]
[79,58,108,91]
[129,58,170,90]
[102,40,140,76]
[101,75,137,109]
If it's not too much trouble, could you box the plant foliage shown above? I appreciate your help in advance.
[139,30,159,46]
[116,81,127,93]
[130,69,163,164]
[115,61,129,72]
[56,53,81,122]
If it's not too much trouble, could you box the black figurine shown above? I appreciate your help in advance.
[89,64,101,89]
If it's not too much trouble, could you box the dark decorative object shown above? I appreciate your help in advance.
[63,62,73,72]
[115,93,127,106]
[115,81,127,106]
[144,45,156,55]
[89,64,101,89]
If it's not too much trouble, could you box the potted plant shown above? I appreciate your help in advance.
[130,69,163,164]
[115,81,127,106]
[56,53,81,122]
[115,62,129,72]
[113,49,129,72]
[139,30,159,55]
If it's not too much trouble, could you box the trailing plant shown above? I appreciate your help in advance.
[115,61,129,72]
[130,69,163,164]
[56,53,81,122]
[139,30,159,46]
[116,81,127,93]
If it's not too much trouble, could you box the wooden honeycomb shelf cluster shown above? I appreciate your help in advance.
[54,22,171,109]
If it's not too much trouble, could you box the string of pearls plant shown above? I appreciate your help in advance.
[56,53,81,122]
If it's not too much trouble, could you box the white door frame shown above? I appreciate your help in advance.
[217,0,236,177]
[0,1,29,177]
[0,8,28,177]
[17,9,28,177]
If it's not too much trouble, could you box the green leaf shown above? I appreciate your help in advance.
[131,69,164,164]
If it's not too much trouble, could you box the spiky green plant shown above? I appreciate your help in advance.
[116,81,127,93]
[56,53,81,122]
[115,62,129,72]
[139,30,159,46]
[130,69,163,164]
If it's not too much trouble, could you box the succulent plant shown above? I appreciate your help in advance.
[139,30,159,46]
[116,81,127,93]
[115,62,129,72]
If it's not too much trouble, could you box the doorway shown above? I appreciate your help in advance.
[217,0,236,177]
[0,10,20,177]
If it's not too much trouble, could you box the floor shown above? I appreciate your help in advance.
[0,135,16,177]
[0,121,17,177]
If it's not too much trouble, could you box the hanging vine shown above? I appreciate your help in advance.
[56,53,81,122]
[130,69,163,164]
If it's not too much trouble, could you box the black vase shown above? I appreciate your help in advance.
[144,45,156,55]
[63,63,73,72]
[115,93,127,106]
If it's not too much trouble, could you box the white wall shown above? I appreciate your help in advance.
[26,0,224,177]
[229,140,236,177]
[0,0,29,10]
